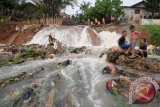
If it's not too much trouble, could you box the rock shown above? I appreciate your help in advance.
[107,51,124,63]
[100,46,124,61]
[0,72,33,89]
[107,50,124,63]
[0,48,4,52]
[148,45,157,55]
[70,46,87,54]
[48,54,55,59]
[57,60,71,67]
[15,59,25,64]
[9,90,21,99]
[107,47,160,73]
[102,65,116,74]
[0,52,13,63]
[147,45,160,55]
[13,88,36,106]
[33,80,41,88]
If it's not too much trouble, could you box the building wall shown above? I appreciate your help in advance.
[141,19,160,25]
[123,8,148,20]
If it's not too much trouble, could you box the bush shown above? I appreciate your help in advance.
[137,25,160,46]
[20,48,48,59]
[21,49,37,58]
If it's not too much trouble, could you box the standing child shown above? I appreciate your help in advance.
[127,25,141,58]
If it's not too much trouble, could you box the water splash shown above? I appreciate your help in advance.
[26,26,120,49]
[99,31,121,48]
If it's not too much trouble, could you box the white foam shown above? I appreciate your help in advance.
[26,26,121,49]
[99,31,121,48]
[26,26,85,47]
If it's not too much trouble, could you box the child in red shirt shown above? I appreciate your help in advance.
[127,25,141,58]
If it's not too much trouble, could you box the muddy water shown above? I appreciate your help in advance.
[0,49,160,107]
[0,26,160,107]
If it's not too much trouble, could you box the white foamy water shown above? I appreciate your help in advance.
[26,26,82,46]
[27,25,120,49]
[99,31,121,48]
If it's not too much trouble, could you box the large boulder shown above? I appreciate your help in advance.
[107,47,160,73]
[106,46,124,63]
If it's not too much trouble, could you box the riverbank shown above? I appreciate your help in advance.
[137,25,160,46]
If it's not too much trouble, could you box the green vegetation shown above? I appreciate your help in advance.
[144,0,160,18]
[0,48,48,68]
[76,0,123,24]
[112,87,129,107]
[0,0,75,21]
[0,57,22,68]
[87,0,123,19]
[21,49,47,59]
[138,25,160,46]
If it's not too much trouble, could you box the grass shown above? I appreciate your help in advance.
[0,16,10,22]
[20,48,48,59]
[137,25,160,46]
[0,57,21,68]
[112,87,130,107]
[0,48,48,68]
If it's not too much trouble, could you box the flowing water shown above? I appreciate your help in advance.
[0,26,160,107]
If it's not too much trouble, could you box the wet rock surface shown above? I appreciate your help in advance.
[0,41,87,68]
[70,46,87,54]
[0,52,13,63]
[0,68,43,89]
[0,48,160,107]
[57,60,71,67]
[106,47,160,73]
[0,25,160,107]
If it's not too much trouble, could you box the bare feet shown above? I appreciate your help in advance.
[129,55,136,59]
[125,51,129,55]
[141,57,145,60]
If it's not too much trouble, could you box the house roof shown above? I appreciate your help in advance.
[123,0,145,9]
[131,1,145,7]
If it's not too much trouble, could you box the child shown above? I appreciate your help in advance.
[118,30,130,49]
[138,38,148,60]
[128,25,140,58]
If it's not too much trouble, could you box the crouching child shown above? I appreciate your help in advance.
[137,38,148,60]
[118,30,130,50]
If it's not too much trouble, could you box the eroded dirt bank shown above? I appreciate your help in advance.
[0,22,42,45]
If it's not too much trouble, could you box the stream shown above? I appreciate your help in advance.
[0,26,160,107]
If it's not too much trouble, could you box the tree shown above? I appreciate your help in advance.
[0,0,19,16]
[144,0,160,18]
[83,0,123,22]
[33,0,76,23]
[79,2,91,14]
[0,0,76,21]
[112,0,123,18]
[18,2,43,20]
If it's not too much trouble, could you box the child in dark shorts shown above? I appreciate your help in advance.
[138,38,148,60]
[118,30,130,49]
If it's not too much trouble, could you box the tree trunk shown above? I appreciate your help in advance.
[152,12,154,19]
[45,13,47,24]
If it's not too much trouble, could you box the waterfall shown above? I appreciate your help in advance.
[26,25,120,48]
[99,31,121,48]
